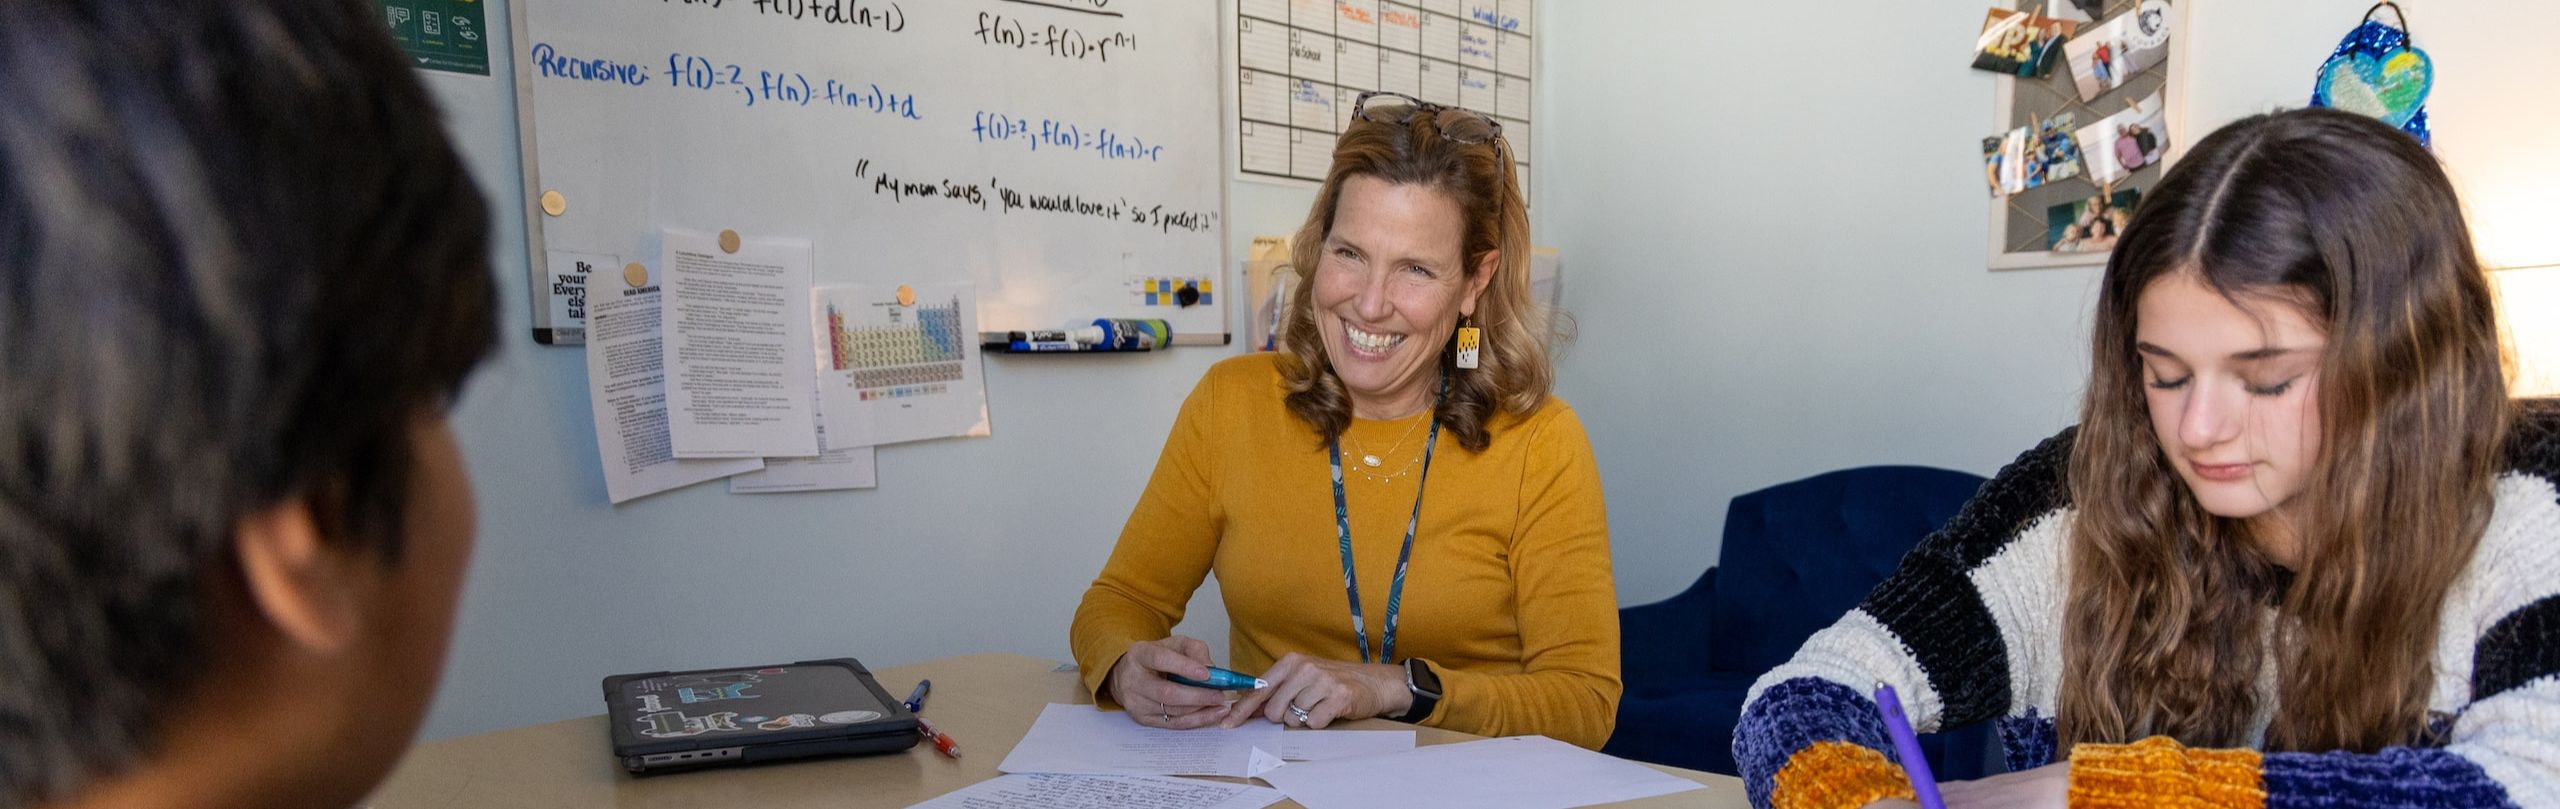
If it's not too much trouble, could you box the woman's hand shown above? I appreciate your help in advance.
[1104,636,1231,729]
[1222,652,1409,729]
[1940,762,2069,808]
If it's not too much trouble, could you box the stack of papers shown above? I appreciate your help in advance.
[1254,735,1707,809]
[996,703,1414,777]
[947,704,1705,809]
[908,773,1283,809]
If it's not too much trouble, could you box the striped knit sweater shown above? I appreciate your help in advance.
[1735,403,2560,809]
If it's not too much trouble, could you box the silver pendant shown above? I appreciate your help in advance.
[1362,454,1383,468]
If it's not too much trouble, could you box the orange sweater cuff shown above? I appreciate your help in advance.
[1771,741,1917,809]
[2067,736,2266,809]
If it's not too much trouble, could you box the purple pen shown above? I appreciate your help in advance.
[1872,683,1946,809]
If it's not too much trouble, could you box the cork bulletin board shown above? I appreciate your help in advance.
[1987,0,2190,271]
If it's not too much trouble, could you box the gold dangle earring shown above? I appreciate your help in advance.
[1454,316,1482,370]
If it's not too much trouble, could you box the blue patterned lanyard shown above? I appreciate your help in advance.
[1327,386,1445,665]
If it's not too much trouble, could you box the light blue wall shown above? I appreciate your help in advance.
[1542,0,2100,606]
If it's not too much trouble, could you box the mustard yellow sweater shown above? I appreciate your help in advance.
[1070,354,1621,749]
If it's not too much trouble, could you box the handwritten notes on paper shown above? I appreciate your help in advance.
[904,773,1284,809]
[996,703,1419,780]
[1254,735,1705,809]
[999,704,1284,777]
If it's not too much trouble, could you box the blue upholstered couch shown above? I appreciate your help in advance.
[1605,465,2000,780]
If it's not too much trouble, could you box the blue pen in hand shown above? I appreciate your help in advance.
[1163,665,1269,691]
[1872,683,1946,809]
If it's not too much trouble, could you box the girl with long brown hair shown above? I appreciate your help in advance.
[1736,108,2560,808]
[1068,92,1620,748]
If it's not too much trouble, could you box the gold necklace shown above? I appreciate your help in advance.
[1348,450,1426,484]
[1344,412,1431,483]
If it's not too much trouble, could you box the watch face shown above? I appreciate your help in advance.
[1408,659,1443,697]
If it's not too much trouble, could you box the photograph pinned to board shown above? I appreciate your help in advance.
[2047,0,2105,24]
[1972,8,2077,78]
[2048,187,2141,253]
[1985,112,2084,195]
[1982,135,2010,196]
[2075,90,2168,185]
[814,283,991,449]
[2063,0,2172,102]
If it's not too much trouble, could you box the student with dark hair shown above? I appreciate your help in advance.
[1735,108,2560,807]
[0,1,496,808]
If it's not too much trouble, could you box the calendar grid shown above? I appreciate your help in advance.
[1238,0,1532,199]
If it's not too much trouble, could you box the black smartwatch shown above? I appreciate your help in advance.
[1392,658,1443,722]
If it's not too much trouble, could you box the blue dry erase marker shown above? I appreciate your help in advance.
[1164,666,1268,691]
[1006,339,1082,352]
[1872,683,1946,809]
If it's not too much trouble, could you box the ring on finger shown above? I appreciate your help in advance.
[1288,702,1312,724]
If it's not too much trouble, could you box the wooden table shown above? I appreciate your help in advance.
[361,653,1748,808]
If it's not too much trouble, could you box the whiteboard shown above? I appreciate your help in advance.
[512,0,1226,345]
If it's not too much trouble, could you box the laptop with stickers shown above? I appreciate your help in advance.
[602,658,919,774]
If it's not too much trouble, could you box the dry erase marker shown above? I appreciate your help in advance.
[1165,666,1269,691]
[1003,330,1084,352]
[1873,683,1945,809]
[914,714,961,758]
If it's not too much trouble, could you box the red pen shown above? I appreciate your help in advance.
[915,714,962,758]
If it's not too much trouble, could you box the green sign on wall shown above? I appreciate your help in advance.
[377,0,490,76]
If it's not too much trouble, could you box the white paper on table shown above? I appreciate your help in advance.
[812,283,990,448]
[1252,735,1705,809]
[1275,729,1415,762]
[729,399,877,494]
[904,772,1285,809]
[660,228,820,459]
[1247,746,1287,779]
[999,704,1283,777]
[585,286,764,504]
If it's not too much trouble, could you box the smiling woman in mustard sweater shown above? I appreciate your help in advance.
[1068,93,1618,749]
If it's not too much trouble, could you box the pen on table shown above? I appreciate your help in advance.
[1872,683,1946,809]
[1163,665,1269,691]
[902,680,959,758]
[914,714,962,759]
